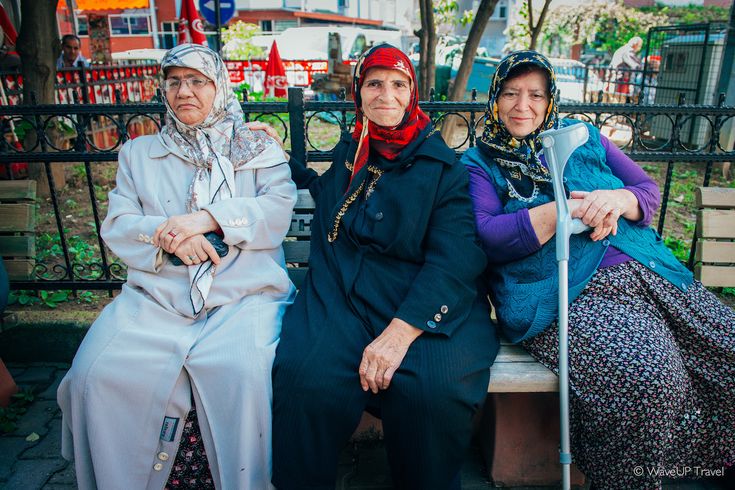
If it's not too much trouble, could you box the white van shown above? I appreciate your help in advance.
[251,26,404,61]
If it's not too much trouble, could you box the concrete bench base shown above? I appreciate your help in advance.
[479,392,585,487]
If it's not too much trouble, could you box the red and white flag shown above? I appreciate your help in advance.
[178,0,207,46]
[264,40,288,98]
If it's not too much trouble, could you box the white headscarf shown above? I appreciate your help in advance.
[159,43,275,315]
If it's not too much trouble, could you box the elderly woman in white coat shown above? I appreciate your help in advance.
[57,44,296,489]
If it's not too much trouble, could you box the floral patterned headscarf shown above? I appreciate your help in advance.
[160,43,271,212]
[478,50,558,187]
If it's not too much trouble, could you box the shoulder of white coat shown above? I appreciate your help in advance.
[119,134,169,160]
[239,139,288,171]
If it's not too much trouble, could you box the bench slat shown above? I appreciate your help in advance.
[288,214,313,237]
[697,210,735,239]
[0,204,36,232]
[283,240,310,263]
[695,265,735,288]
[295,190,315,210]
[695,240,735,263]
[0,180,36,202]
[494,344,538,363]
[695,187,735,209]
[3,258,35,280]
[0,235,35,257]
[488,362,557,393]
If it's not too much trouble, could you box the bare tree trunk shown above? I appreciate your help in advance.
[16,0,61,195]
[418,0,437,100]
[441,0,498,144]
[529,0,553,50]
[17,0,60,105]
[448,0,498,102]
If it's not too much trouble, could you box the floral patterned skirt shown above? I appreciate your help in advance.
[165,407,214,489]
[522,260,735,490]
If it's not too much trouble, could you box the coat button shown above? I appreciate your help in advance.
[681,282,688,291]
[153,463,164,471]
[602,239,610,246]
[157,452,169,461]
[426,320,437,329]
[648,260,656,269]
[374,211,383,221]
[434,313,442,322]
[440,305,448,314]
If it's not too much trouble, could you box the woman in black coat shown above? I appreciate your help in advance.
[271,44,499,490]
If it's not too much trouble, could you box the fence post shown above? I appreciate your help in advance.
[288,87,306,165]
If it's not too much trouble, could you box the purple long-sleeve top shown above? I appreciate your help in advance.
[467,135,661,267]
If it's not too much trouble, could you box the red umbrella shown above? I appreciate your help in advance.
[178,0,207,46]
[264,40,287,98]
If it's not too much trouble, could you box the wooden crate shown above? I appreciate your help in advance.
[0,180,37,280]
[694,187,735,288]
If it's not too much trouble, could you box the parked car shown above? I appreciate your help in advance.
[462,56,602,103]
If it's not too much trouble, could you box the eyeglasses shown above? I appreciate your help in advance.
[162,77,212,92]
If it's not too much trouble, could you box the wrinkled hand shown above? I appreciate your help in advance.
[570,190,628,241]
[359,318,423,394]
[172,234,222,266]
[153,210,218,253]
[245,121,284,148]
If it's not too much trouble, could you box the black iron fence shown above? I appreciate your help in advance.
[0,87,733,292]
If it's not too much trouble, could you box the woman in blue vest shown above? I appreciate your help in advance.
[461,51,735,489]
[272,44,498,489]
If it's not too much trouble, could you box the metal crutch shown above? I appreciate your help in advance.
[539,123,590,490]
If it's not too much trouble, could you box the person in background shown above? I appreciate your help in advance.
[609,36,643,99]
[56,34,89,69]
[461,50,735,489]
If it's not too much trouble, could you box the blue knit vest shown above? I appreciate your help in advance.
[462,119,693,343]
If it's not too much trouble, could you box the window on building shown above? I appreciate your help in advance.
[338,0,349,7]
[109,13,151,36]
[489,0,508,19]
[160,21,178,49]
[76,15,89,36]
[273,20,298,32]
[261,20,273,33]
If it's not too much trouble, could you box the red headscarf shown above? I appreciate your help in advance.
[350,44,430,183]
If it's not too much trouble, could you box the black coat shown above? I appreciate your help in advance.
[286,127,498,345]
[273,128,499,488]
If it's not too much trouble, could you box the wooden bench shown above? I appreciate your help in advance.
[694,187,735,288]
[0,180,37,281]
[284,189,582,487]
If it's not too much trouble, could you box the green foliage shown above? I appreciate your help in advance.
[542,0,668,55]
[9,289,98,308]
[434,0,474,29]
[639,4,728,24]
[0,389,35,434]
[664,235,690,263]
[722,287,735,298]
[221,21,265,60]
[505,0,532,51]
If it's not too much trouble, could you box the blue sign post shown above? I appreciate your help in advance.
[198,0,235,25]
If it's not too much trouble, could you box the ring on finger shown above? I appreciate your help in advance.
[187,255,195,261]
[168,231,177,238]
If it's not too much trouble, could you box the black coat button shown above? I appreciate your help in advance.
[374,211,384,221]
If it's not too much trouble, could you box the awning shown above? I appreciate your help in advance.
[58,0,150,9]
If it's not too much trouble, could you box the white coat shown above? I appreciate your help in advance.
[57,134,297,490]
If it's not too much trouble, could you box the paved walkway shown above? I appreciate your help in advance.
[0,363,727,489]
